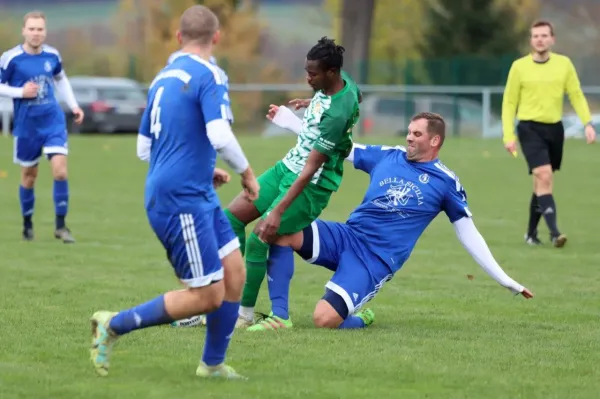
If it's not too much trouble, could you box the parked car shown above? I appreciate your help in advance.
[58,76,147,134]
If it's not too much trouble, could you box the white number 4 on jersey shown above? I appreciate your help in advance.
[150,86,165,140]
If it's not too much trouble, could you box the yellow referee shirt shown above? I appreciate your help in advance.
[501,53,591,144]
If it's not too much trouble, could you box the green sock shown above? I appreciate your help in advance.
[224,209,247,256]
[241,232,269,308]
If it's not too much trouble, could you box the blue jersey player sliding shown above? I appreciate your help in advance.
[0,11,84,243]
[263,110,533,330]
[89,5,259,379]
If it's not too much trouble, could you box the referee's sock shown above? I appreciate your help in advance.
[527,193,542,236]
[537,194,560,237]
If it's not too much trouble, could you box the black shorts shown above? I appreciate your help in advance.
[517,120,564,174]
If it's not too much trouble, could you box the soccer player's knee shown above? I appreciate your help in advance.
[50,157,68,180]
[190,281,224,313]
[222,249,246,298]
[313,290,348,328]
[53,170,68,181]
[21,166,38,186]
[533,167,552,186]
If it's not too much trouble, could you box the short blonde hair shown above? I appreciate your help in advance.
[23,11,46,26]
[179,5,219,45]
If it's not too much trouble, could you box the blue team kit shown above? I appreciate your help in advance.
[0,44,68,166]
[140,53,237,287]
[298,144,472,314]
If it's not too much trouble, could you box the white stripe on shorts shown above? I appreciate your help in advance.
[218,237,240,259]
[306,221,320,263]
[43,146,68,156]
[179,214,204,279]
[13,137,40,167]
[325,273,393,316]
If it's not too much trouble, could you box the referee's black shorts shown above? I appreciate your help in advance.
[517,120,564,174]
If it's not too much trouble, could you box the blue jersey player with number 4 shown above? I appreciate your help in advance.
[269,111,534,330]
[0,11,84,243]
[88,5,260,380]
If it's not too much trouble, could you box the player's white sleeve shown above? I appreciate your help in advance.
[53,71,79,110]
[206,119,249,174]
[0,83,24,98]
[137,134,151,162]
[271,106,302,134]
[453,217,525,294]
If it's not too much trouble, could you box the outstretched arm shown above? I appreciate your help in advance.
[453,217,533,297]
[270,105,357,162]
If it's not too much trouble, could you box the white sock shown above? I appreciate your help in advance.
[239,306,254,321]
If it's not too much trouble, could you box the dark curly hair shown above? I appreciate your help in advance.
[306,36,345,71]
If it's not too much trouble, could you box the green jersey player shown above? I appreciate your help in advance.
[211,37,360,331]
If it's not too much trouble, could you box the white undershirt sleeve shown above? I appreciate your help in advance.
[453,217,524,294]
[271,106,302,134]
[137,134,151,162]
[206,119,249,174]
[53,71,79,110]
[0,83,24,98]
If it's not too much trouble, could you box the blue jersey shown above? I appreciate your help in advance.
[140,54,234,214]
[347,144,472,272]
[166,52,232,124]
[0,45,63,137]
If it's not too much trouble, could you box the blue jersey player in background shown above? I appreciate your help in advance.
[0,11,84,243]
[269,111,534,330]
[89,5,259,379]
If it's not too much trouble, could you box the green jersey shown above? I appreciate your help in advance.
[282,72,360,192]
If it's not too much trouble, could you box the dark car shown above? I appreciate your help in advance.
[59,76,147,134]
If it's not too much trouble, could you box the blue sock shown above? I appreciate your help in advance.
[53,179,68,229]
[338,315,366,329]
[109,295,173,335]
[267,245,294,320]
[202,301,240,367]
[19,186,35,229]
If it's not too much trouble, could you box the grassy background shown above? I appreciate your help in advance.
[0,134,599,398]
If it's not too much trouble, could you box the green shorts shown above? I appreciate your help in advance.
[253,161,332,235]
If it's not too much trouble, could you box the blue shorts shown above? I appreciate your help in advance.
[147,206,239,288]
[13,131,68,167]
[298,220,393,315]
[13,110,68,167]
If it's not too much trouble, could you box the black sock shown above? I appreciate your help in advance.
[56,215,65,230]
[24,215,32,230]
[527,193,542,236]
[537,194,560,237]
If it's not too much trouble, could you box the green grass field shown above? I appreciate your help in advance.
[1,134,599,399]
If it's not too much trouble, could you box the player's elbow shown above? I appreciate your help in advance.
[206,119,250,174]
[206,119,235,150]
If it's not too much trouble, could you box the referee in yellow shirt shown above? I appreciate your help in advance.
[502,20,596,248]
